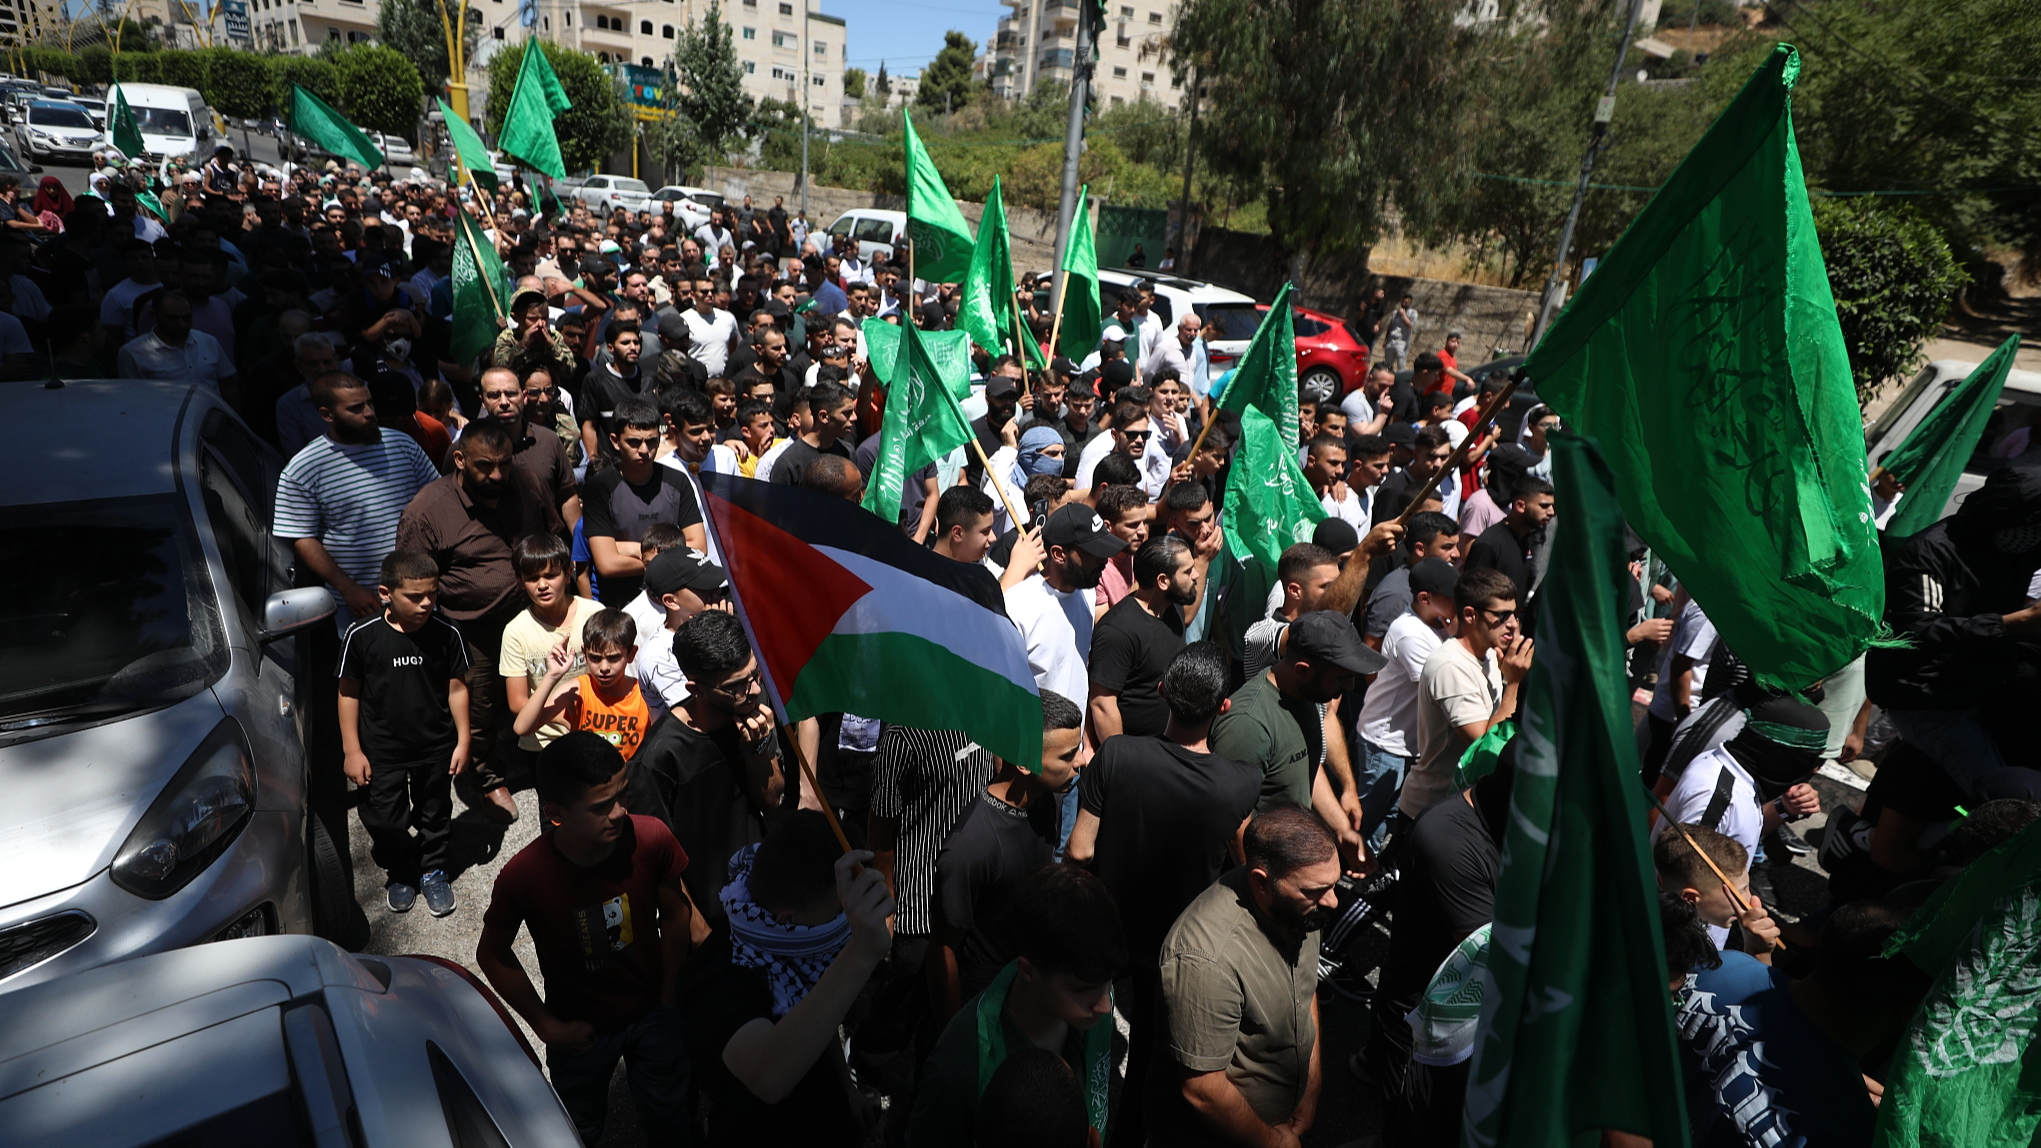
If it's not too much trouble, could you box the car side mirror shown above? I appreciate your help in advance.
[260,587,335,643]
[28,164,40,173]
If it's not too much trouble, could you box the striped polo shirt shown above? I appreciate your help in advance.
[273,431,440,605]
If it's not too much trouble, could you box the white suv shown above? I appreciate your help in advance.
[571,174,652,214]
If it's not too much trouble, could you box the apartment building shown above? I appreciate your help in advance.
[987,0,1182,110]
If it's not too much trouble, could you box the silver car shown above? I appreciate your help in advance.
[0,934,581,1145]
[0,381,346,994]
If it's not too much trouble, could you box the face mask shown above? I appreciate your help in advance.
[384,337,411,361]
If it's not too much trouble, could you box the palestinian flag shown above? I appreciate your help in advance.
[699,473,1044,769]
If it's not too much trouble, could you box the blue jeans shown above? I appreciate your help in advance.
[1055,768,1082,861]
[1356,738,1411,852]
[1889,708,2010,801]
[547,1004,692,1145]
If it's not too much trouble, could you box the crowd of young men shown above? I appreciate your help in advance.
[37,151,2041,1146]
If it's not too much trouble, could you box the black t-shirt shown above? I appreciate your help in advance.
[1089,595,1187,739]
[932,791,1056,1000]
[1379,793,1498,1003]
[337,613,470,765]
[1372,468,1427,525]
[581,465,703,608]
[1079,736,1259,970]
[1464,521,1533,601]
[768,437,854,488]
[676,930,856,1147]
[853,432,937,531]
[624,712,768,925]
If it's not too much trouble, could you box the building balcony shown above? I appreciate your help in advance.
[1044,0,1079,27]
[1039,47,1072,69]
[995,29,1015,49]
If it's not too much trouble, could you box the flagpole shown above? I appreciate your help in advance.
[970,438,1032,542]
[779,723,855,854]
[1641,784,1786,950]
[1389,377,1519,530]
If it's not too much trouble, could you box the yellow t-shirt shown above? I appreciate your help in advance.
[499,595,605,751]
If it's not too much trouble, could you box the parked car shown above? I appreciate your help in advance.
[650,185,714,230]
[1229,301,1373,402]
[570,174,653,214]
[374,131,416,168]
[824,207,907,264]
[1863,357,2041,521]
[71,95,107,129]
[0,934,582,1145]
[0,381,345,996]
[13,100,107,163]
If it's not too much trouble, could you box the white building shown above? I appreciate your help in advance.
[987,0,1183,111]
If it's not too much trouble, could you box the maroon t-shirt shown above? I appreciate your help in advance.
[482,814,688,1033]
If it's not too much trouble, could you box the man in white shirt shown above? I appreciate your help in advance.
[117,291,234,391]
[1658,696,1827,866]
[1141,310,1200,386]
[679,272,738,376]
[1304,433,1370,531]
[632,548,732,714]
[1003,504,1127,739]
[1405,566,1532,828]
[692,208,735,266]
[1640,597,1718,781]
[1133,284,1167,364]
[1353,559,1457,849]
[99,237,162,343]
[1073,396,1172,499]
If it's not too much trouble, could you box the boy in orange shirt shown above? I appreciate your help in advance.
[514,609,654,761]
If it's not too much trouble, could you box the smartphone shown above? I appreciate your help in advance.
[1032,499,1052,529]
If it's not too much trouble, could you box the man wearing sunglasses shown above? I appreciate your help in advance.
[474,366,580,528]
[1403,566,1533,832]
[1074,397,1169,499]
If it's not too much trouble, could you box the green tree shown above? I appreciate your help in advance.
[375,0,479,93]
[1169,0,1474,273]
[484,40,630,176]
[204,48,278,120]
[656,1,754,179]
[753,96,804,169]
[1813,199,1968,402]
[875,61,890,96]
[274,55,341,104]
[916,31,976,113]
[155,49,208,91]
[111,53,163,83]
[333,44,422,137]
[843,66,866,100]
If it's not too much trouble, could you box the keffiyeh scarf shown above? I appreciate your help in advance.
[721,843,852,1018]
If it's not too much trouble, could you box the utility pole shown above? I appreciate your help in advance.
[1050,5,1094,316]
[1529,0,1646,347]
[800,0,810,216]
[1175,68,1196,276]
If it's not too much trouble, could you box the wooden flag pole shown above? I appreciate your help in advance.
[779,723,854,854]
[970,436,1031,542]
[1642,786,1785,950]
[1389,377,1520,530]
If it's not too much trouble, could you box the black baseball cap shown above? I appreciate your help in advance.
[1050,355,1078,378]
[984,372,1020,399]
[644,548,728,598]
[1409,557,1459,599]
[1288,610,1386,675]
[1043,504,1128,558]
[1312,518,1360,555]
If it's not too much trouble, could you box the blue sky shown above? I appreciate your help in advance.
[823,0,1006,82]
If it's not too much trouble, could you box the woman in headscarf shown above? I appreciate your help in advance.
[30,176,71,232]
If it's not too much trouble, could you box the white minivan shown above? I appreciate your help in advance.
[824,208,907,263]
[107,82,213,159]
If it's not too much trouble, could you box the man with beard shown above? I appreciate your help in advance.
[396,419,567,824]
[1005,505,1129,742]
[1147,804,1340,1147]
[1088,536,1197,741]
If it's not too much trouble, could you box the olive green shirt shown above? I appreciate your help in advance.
[1210,673,1324,811]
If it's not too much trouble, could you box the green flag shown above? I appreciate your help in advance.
[1879,334,2021,537]
[135,187,167,222]
[1057,184,1103,360]
[863,317,974,402]
[1462,431,1691,1148]
[958,175,1019,357]
[498,42,574,180]
[286,83,382,171]
[1872,818,2041,1148]
[1522,44,1881,691]
[903,109,974,284]
[1217,280,1301,448]
[450,206,509,365]
[1221,404,1324,574]
[110,85,144,160]
[862,317,976,526]
[437,97,497,191]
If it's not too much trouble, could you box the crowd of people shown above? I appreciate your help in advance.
[30,147,2041,1146]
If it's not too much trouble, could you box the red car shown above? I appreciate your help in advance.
[1204,303,1372,403]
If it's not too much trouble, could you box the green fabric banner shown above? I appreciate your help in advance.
[1521,44,1883,691]
[437,97,497,191]
[862,317,976,526]
[958,175,1020,358]
[1880,334,2021,537]
[450,206,509,365]
[110,85,144,160]
[1463,431,1691,1148]
[498,42,573,180]
[1874,818,2041,1148]
[1221,404,1325,573]
[1057,184,1103,361]
[861,318,975,401]
[903,109,975,285]
[1216,279,1301,448]
[287,83,382,172]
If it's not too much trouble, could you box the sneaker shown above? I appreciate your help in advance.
[1771,823,1814,857]
[386,881,417,913]
[421,870,457,917]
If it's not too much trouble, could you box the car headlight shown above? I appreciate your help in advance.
[111,721,256,899]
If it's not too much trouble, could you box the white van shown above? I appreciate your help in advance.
[107,83,213,159]
[824,208,907,263]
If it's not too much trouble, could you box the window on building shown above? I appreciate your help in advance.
[813,39,826,53]
[540,16,548,29]
[1111,95,1124,105]
[1148,9,1161,20]
[1118,5,1131,15]
[289,20,297,42]
[491,25,502,38]
[743,0,756,7]
[1141,71,1153,83]
[743,26,754,37]
[1112,66,1126,77]
[640,18,652,32]
[1116,32,1129,46]
[562,10,569,21]
[778,1,792,12]
[663,23,675,36]
[813,75,825,85]
[744,60,756,72]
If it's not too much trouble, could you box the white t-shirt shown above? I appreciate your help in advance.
[1359,612,1447,758]
[499,596,606,751]
[117,328,233,388]
[99,277,159,339]
[1649,600,1718,721]
[1340,388,1380,428]
[1072,431,1171,500]
[1656,744,1763,896]
[1320,484,1370,532]
[633,617,691,716]
[680,306,738,376]
[1405,639,1501,818]
[1004,574,1093,734]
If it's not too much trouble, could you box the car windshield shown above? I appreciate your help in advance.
[615,179,649,193]
[1201,303,1263,341]
[0,495,225,726]
[131,105,192,137]
[0,139,29,173]
[29,105,94,129]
